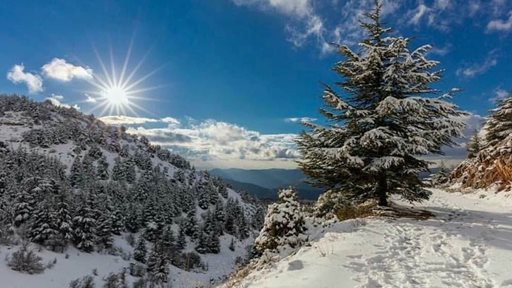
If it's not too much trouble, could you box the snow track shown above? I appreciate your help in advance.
[240,189,512,288]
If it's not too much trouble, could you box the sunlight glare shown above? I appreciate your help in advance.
[84,41,161,117]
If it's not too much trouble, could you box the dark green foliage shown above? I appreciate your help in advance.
[229,237,235,251]
[72,195,98,252]
[146,243,170,285]
[467,131,482,159]
[296,1,466,210]
[134,237,147,263]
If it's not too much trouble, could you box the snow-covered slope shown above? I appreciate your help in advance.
[0,95,264,287]
[232,189,512,288]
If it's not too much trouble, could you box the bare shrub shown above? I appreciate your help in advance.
[7,242,45,274]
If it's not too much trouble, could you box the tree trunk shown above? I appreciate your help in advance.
[376,174,388,206]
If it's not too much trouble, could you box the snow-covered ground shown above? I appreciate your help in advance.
[0,233,253,288]
[236,189,512,288]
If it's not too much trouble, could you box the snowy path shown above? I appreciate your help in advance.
[240,189,512,288]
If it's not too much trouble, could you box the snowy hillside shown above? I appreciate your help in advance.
[0,95,265,287]
[228,189,512,287]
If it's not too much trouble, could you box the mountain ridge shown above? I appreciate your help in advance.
[0,95,263,288]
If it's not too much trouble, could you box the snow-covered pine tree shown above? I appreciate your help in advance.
[52,192,73,251]
[146,243,170,285]
[467,130,482,159]
[484,93,512,148]
[195,231,209,254]
[110,208,124,235]
[30,197,58,246]
[96,156,109,180]
[133,236,147,263]
[207,232,220,254]
[13,185,35,227]
[254,188,306,254]
[69,156,83,187]
[111,157,124,182]
[183,210,199,240]
[176,227,186,251]
[160,225,176,258]
[214,197,225,236]
[296,0,466,209]
[72,195,97,252]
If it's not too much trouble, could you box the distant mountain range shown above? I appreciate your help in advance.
[209,168,324,200]
[210,167,444,201]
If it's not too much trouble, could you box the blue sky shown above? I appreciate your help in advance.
[1,0,511,168]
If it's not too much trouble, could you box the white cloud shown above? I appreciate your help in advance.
[490,88,510,103]
[487,11,512,32]
[231,0,401,53]
[409,3,431,25]
[99,115,160,125]
[232,0,512,52]
[124,118,299,168]
[435,0,451,10]
[456,53,498,78]
[85,94,97,103]
[6,64,43,94]
[233,0,311,18]
[45,94,80,110]
[160,117,180,125]
[233,0,327,50]
[429,44,452,56]
[285,117,316,123]
[41,58,93,82]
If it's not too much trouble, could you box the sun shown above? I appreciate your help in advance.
[84,43,161,116]
[102,86,129,106]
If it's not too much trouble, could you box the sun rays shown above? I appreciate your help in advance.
[84,41,161,117]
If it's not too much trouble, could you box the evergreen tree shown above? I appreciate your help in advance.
[69,156,82,187]
[296,1,466,209]
[160,226,177,259]
[254,188,306,254]
[229,237,235,252]
[96,156,109,180]
[30,198,58,246]
[146,243,169,285]
[81,155,96,186]
[207,232,220,254]
[111,157,124,182]
[133,237,147,263]
[195,231,209,254]
[72,195,97,252]
[224,198,237,236]
[53,193,73,250]
[110,209,124,235]
[13,187,35,227]
[144,221,161,243]
[176,227,186,251]
[467,130,482,159]
[197,182,210,210]
[485,93,512,147]
[123,159,137,184]
[214,198,225,236]
[95,214,113,249]
[183,210,199,240]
